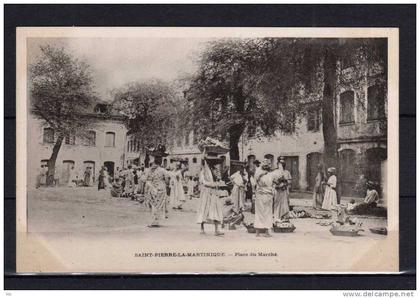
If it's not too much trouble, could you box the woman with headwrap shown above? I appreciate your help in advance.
[229,165,248,213]
[169,162,187,210]
[196,158,225,236]
[254,158,281,237]
[321,167,338,210]
[144,156,171,227]
[273,157,292,222]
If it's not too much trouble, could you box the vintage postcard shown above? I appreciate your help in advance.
[16,27,399,273]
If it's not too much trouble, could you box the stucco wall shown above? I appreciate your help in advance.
[27,115,127,188]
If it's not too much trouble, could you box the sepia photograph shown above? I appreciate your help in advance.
[15,27,399,273]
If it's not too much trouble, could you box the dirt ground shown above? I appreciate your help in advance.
[27,187,386,234]
[20,187,397,273]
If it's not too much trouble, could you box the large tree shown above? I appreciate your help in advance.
[112,80,179,165]
[184,39,300,161]
[30,45,95,185]
[259,38,387,201]
[185,38,386,201]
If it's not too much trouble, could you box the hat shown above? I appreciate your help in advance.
[327,167,336,173]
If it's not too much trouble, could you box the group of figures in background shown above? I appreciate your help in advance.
[35,139,383,236]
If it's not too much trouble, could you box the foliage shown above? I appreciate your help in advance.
[112,80,180,151]
[30,45,96,135]
[30,45,96,185]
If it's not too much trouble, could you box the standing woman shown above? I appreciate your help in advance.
[170,162,187,210]
[321,167,338,210]
[312,164,325,209]
[254,159,279,237]
[229,165,248,213]
[98,166,106,190]
[144,156,170,227]
[273,159,290,222]
[196,158,224,236]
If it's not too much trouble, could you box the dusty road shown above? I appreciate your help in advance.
[19,187,397,273]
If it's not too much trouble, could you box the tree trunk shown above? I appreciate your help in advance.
[144,150,150,168]
[322,45,341,203]
[46,134,64,186]
[229,124,244,161]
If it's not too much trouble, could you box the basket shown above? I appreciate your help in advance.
[330,226,362,237]
[198,137,229,154]
[272,226,296,233]
[244,223,256,233]
[369,227,387,235]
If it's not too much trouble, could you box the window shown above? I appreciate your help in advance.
[367,85,386,120]
[283,113,296,133]
[176,136,182,147]
[43,128,54,144]
[185,132,190,146]
[307,107,320,132]
[136,141,140,152]
[339,91,355,124]
[82,130,96,146]
[65,133,76,145]
[192,157,197,163]
[127,141,130,152]
[105,132,115,147]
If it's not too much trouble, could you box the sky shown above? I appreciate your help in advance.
[27,37,213,101]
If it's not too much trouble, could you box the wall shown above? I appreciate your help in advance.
[27,115,127,188]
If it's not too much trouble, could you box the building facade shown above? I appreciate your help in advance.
[240,59,387,199]
[28,104,128,188]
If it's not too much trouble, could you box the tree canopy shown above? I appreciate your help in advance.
[30,45,96,184]
[30,45,96,135]
[112,80,180,151]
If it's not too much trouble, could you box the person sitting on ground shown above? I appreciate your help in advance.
[110,178,123,198]
[222,198,244,230]
[347,181,380,215]
[364,181,380,206]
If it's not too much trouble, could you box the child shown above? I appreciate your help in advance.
[346,199,358,212]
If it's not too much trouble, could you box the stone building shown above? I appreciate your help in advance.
[241,55,387,198]
[28,102,128,188]
[164,131,203,176]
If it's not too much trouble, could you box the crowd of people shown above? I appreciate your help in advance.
[36,152,381,234]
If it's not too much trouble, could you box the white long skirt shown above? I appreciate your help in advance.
[196,187,223,224]
[321,186,337,210]
[230,184,245,213]
[254,191,273,229]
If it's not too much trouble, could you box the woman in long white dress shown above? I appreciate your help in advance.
[229,168,248,213]
[196,159,224,236]
[144,157,170,227]
[321,167,338,210]
[272,160,291,222]
[170,162,187,210]
[254,159,281,237]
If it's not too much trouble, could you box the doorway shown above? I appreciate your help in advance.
[283,156,300,190]
[104,161,115,178]
[83,161,95,183]
[62,160,75,184]
[307,152,323,191]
